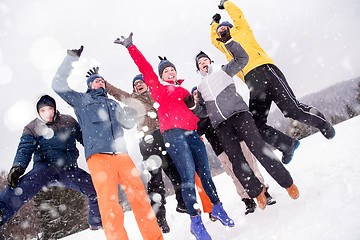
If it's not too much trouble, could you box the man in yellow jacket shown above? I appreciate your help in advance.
[210,0,335,164]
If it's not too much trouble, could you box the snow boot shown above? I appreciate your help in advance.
[319,121,335,139]
[157,217,170,233]
[208,213,217,222]
[255,186,267,210]
[242,198,256,215]
[89,225,102,231]
[286,184,299,199]
[211,202,235,227]
[265,187,276,205]
[176,201,188,213]
[190,215,212,240]
[282,138,300,164]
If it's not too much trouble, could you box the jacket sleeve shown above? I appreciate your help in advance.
[106,81,132,102]
[127,45,162,98]
[225,1,251,31]
[52,54,84,107]
[221,40,249,77]
[192,91,208,119]
[12,126,37,170]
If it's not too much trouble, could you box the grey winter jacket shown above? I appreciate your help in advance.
[193,40,249,129]
[52,54,137,160]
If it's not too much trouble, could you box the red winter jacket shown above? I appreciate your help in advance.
[127,45,199,132]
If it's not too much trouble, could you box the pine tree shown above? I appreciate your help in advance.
[345,104,357,118]
[356,81,360,104]
[33,186,88,240]
[286,119,311,140]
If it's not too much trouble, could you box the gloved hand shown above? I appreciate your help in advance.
[184,95,195,109]
[216,28,232,43]
[218,0,228,9]
[114,32,133,48]
[86,67,99,78]
[7,165,25,188]
[211,13,221,25]
[67,45,84,58]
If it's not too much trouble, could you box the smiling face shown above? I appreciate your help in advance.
[133,80,147,93]
[197,57,211,73]
[161,66,177,82]
[192,89,199,103]
[39,106,55,123]
[217,26,231,36]
[91,78,106,89]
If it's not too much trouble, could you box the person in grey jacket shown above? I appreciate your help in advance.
[185,29,299,210]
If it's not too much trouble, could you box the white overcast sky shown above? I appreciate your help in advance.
[0,0,359,170]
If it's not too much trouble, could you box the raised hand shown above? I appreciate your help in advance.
[216,28,232,43]
[67,45,84,58]
[218,0,228,9]
[114,32,134,48]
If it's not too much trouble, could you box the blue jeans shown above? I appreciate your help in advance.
[0,162,102,227]
[162,128,219,215]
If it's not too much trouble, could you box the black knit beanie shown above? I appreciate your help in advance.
[195,51,211,70]
[158,56,176,79]
[37,95,56,113]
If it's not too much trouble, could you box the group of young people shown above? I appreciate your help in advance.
[0,1,335,240]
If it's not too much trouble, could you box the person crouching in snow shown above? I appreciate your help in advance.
[185,29,299,212]
[0,95,102,230]
[52,46,163,240]
[191,87,276,215]
[114,32,234,240]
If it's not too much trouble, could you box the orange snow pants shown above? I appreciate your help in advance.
[195,172,213,213]
[87,153,163,240]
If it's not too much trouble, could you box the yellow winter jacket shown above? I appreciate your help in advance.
[211,1,274,82]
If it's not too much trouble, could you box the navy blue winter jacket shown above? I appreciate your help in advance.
[52,55,137,160]
[13,112,82,169]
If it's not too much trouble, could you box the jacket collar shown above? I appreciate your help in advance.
[160,79,184,86]
[86,87,108,98]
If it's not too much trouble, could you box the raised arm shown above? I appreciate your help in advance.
[221,1,251,31]
[114,33,161,96]
[217,29,249,77]
[52,46,84,107]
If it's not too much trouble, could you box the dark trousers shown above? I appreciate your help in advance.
[162,129,219,216]
[216,112,293,198]
[139,129,185,217]
[245,64,329,153]
[0,162,101,227]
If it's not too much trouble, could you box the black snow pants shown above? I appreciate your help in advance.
[215,111,293,198]
[139,129,185,217]
[245,64,329,153]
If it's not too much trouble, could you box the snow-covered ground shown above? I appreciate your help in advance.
[62,115,360,240]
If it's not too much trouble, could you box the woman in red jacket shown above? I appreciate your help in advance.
[114,33,233,240]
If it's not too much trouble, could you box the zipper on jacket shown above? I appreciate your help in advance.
[104,97,116,151]
[205,77,227,121]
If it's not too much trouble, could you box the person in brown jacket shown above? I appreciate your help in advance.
[106,73,186,233]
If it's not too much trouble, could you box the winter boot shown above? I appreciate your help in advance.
[208,213,217,222]
[242,198,256,215]
[265,187,276,205]
[286,184,299,199]
[319,121,335,139]
[157,217,170,233]
[255,186,267,210]
[89,225,102,231]
[156,206,170,233]
[211,202,235,227]
[190,215,212,240]
[176,201,188,213]
[282,138,300,164]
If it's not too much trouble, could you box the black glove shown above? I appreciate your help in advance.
[184,95,195,109]
[218,0,228,9]
[86,67,99,78]
[114,32,133,48]
[7,165,25,188]
[211,13,221,25]
[216,28,232,43]
[67,45,84,58]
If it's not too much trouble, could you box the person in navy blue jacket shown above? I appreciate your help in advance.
[0,95,102,229]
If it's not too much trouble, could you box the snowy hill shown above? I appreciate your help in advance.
[62,115,360,240]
